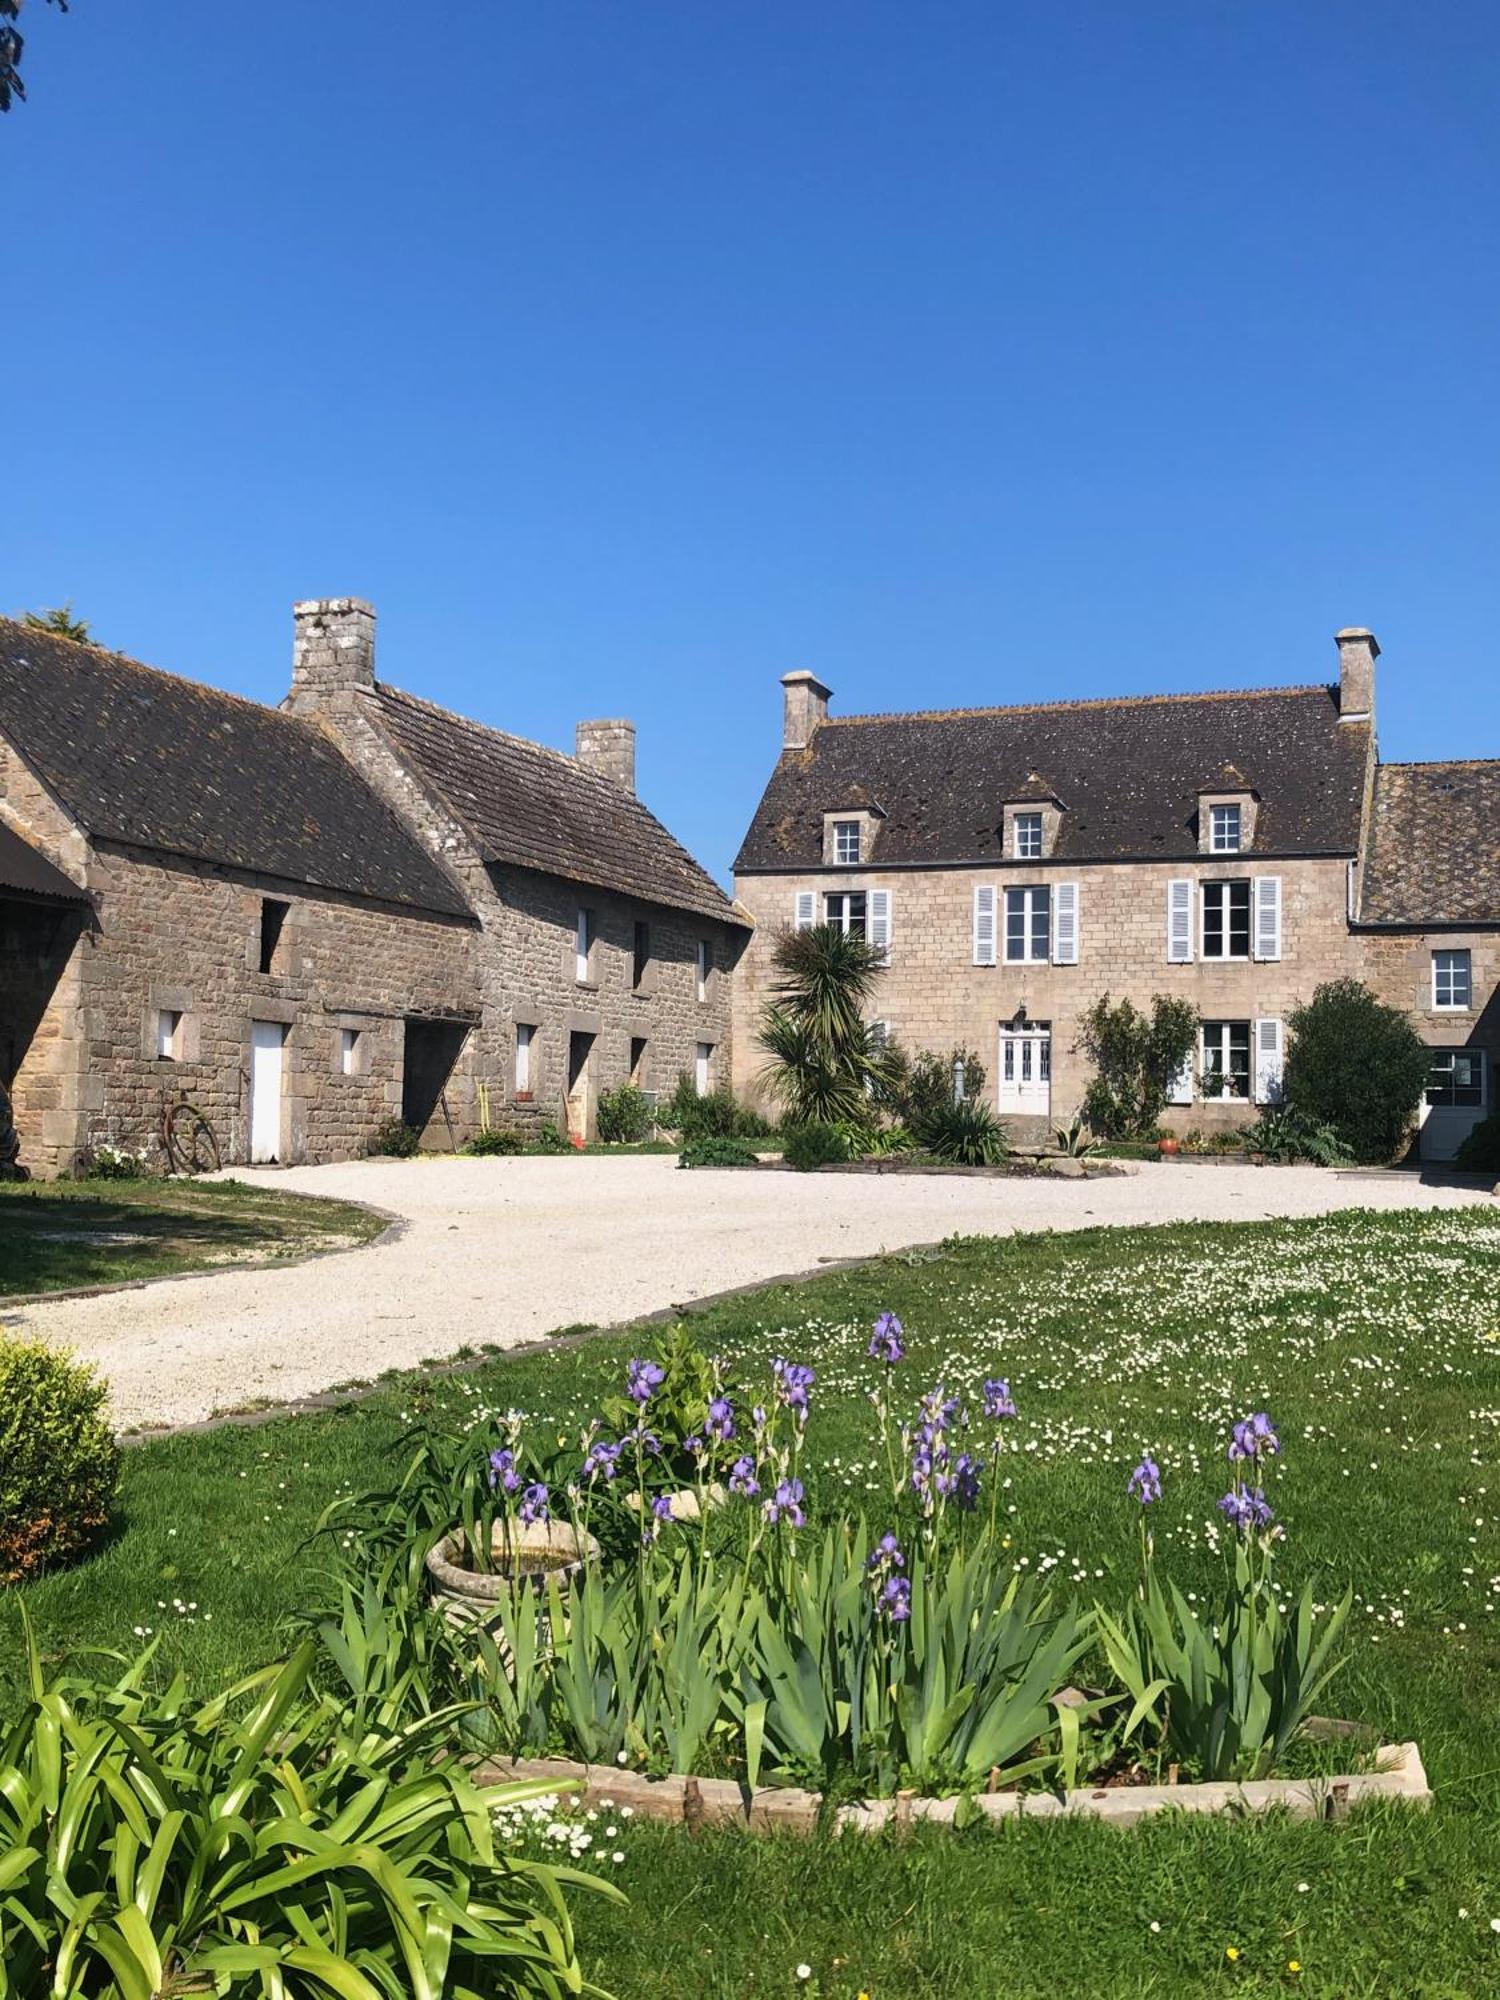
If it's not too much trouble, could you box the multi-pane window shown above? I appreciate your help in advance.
[834,820,862,865]
[1013,812,1043,860]
[515,1023,533,1094]
[824,890,867,937]
[1004,886,1051,963]
[1210,804,1243,854]
[1201,1020,1251,1099]
[1433,949,1472,1011]
[1426,1049,1484,1108]
[1202,880,1251,959]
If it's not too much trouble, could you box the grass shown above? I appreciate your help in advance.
[0,1175,387,1299]
[6,1205,1500,1995]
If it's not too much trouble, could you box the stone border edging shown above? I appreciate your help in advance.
[478,1738,1431,1834]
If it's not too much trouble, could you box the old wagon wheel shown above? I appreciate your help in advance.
[162,1099,222,1177]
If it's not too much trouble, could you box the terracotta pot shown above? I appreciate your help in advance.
[424,1519,600,1630]
[1157,1137,1180,1157]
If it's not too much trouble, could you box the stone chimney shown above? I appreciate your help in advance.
[288,598,376,713]
[782,670,832,750]
[576,718,636,793]
[1334,627,1378,723]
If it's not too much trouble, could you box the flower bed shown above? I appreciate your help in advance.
[324,1309,1418,1810]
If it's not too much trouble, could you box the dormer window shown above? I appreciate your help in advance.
[1210,804,1243,854]
[1013,811,1044,861]
[834,819,862,866]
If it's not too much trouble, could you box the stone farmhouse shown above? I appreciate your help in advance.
[0,602,746,1177]
[732,630,1499,1160]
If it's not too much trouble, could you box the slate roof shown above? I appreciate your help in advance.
[371,684,746,928]
[0,621,470,917]
[0,820,88,903]
[1361,762,1500,925]
[735,685,1369,870]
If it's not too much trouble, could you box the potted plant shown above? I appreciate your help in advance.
[1157,1134,1180,1158]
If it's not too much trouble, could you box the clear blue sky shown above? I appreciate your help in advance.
[7,1,1499,885]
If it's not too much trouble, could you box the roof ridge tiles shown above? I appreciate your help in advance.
[821,683,1335,728]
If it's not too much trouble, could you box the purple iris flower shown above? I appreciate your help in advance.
[706,1396,736,1442]
[683,1433,705,1460]
[651,1494,674,1523]
[488,1447,522,1494]
[983,1379,1017,1421]
[867,1532,905,1571]
[764,1477,806,1528]
[1228,1412,1280,1464]
[1218,1486,1275,1536]
[518,1482,550,1525]
[626,1358,665,1405]
[728,1455,760,1498]
[880,1574,913,1622]
[950,1452,981,1512]
[772,1359,816,1416]
[582,1438,621,1483]
[868,1312,905,1365]
[1129,1456,1162,1505]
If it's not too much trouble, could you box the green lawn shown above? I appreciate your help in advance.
[6,1206,1500,1996]
[0,1175,388,1299]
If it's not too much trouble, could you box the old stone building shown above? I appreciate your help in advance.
[0,603,745,1175]
[732,630,1499,1159]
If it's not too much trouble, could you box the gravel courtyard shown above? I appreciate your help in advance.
[7,1155,1492,1431]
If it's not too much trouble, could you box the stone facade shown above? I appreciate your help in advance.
[733,633,1500,1158]
[294,604,742,1143]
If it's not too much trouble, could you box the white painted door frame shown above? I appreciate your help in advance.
[997,1023,1051,1117]
[249,1021,286,1164]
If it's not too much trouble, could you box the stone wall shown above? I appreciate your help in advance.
[731,855,1366,1131]
[321,696,743,1139]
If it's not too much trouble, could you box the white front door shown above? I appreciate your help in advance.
[249,1021,286,1163]
[998,1025,1051,1116]
[1421,1048,1487,1162]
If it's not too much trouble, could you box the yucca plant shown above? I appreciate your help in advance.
[757,924,894,1126]
[0,1614,618,1999]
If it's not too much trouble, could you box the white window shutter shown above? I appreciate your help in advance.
[793,891,816,931]
[1053,881,1080,965]
[1167,1051,1195,1105]
[1254,1018,1284,1104]
[1253,876,1282,962]
[972,884,997,966]
[869,888,892,964]
[1167,879,1194,963]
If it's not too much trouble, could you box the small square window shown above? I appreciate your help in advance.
[1433,949,1472,1011]
[834,820,862,866]
[156,1008,183,1061]
[1209,805,1243,854]
[339,1027,361,1076]
[1013,812,1043,861]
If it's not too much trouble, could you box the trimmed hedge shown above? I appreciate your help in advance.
[0,1338,119,1584]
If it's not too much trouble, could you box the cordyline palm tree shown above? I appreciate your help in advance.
[757,922,893,1125]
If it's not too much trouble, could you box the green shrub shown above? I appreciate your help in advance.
[531,1121,570,1153]
[881,1043,988,1131]
[1249,1105,1353,1166]
[465,1126,524,1156]
[920,1098,1009,1166]
[860,1123,917,1157]
[596,1082,652,1144]
[0,1338,119,1584]
[1282,979,1432,1164]
[1456,1114,1500,1172]
[1078,993,1199,1139]
[782,1120,852,1171]
[0,1623,609,1999]
[371,1116,421,1158]
[663,1072,768,1140]
[679,1135,760,1169]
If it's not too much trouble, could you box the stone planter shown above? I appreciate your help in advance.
[425,1519,600,1630]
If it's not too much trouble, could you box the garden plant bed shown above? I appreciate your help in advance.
[771,1155,1133,1179]
[481,1729,1431,1835]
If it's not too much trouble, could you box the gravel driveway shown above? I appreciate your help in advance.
[7,1155,1491,1432]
